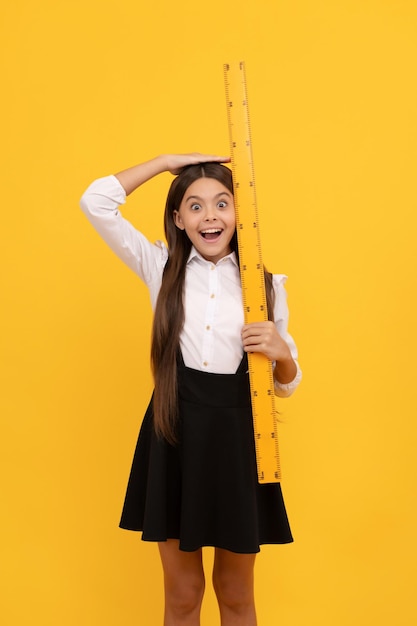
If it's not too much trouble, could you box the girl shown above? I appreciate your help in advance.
[80,153,301,626]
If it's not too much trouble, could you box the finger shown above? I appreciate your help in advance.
[212,155,231,162]
[242,321,273,331]
[243,343,267,354]
[196,153,230,163]
[241,327,269,340]
[242,335,266,348]
[172,154,230,174]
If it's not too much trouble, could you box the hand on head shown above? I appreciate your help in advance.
[165,153,231,176]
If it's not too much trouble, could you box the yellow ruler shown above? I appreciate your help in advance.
[223,61,281,483]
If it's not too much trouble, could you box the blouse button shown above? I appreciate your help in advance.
[206,325,211,330]
[203,361,208,367]
[210,293,215,299]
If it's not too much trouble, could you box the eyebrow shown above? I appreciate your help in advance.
[184,191,232,203]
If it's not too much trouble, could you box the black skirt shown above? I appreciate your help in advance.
[119,354,293,553]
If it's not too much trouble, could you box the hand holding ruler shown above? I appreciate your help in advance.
[224,61,281,483]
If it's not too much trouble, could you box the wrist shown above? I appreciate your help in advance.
[155,154,170,173]
[143,154,169,176]
[273,355,297,385]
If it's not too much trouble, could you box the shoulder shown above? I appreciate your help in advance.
[272,273,288,291]
[271,274,290,321]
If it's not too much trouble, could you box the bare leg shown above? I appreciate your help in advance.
[212,548,257,626]
[158,540,205,626]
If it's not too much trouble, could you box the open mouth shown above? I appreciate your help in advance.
[200,228,223,241]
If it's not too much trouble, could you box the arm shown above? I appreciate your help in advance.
[241,321,297,383]
[80,153,230,286]
[241,276,301,397]
[114,153,230,195]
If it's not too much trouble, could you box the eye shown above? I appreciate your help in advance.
[190,203,201,211]
[217,201,227,208]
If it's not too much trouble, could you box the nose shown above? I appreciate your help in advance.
[204,206,217,220]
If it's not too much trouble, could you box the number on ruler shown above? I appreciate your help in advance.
[224,60,281,483]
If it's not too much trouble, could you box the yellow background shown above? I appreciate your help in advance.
[1,1,416,624]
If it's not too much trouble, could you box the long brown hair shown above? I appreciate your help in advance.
[151,163,275,443]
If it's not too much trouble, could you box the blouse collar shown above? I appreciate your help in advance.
[187,246,239,268]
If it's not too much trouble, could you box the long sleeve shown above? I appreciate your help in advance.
[80,175,301,390]
[80,175,167,307]
[272,275,302,397]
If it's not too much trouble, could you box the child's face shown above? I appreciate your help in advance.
[174,177,236,264]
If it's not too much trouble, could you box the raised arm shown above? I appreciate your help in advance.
[80,152,230,298]
[115,153,230,195]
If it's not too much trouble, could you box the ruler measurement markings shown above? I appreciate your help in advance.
[224,61,281,483]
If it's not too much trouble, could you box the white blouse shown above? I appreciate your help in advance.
[80,175,302,397]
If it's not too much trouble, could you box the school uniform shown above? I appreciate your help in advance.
[80,175,302,553]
